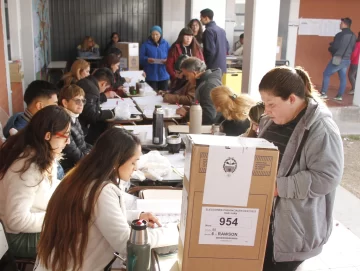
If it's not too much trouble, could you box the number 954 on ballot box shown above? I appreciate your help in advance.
[178,135,279,271]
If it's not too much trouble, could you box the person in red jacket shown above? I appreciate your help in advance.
[349,32,360,95]
[166,27,204,91]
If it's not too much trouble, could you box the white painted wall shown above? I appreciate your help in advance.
[162,0,186,45]
[7,0,22,60]
[19,0,35,88]
[242,0,281,100]
[1,0,12,114]
[285,0,300,67]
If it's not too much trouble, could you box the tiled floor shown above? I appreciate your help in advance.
[297,221,360,271]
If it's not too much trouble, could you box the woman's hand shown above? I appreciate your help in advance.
[148,58,155,64]
[176,107,188,117]
[139,212,162,228]
[161,59,167,64]
[105,91,117,98]
[175,71,183,79]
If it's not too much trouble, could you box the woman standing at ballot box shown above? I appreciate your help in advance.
[257,66,344,271]
[35,128,178,271]
[140,25,170,91]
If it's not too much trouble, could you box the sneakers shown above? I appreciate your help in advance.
[349,90,355,95]
[333,96,343,101]
[320,93,328,99]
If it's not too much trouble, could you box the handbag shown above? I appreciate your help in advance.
[332,34,355,65]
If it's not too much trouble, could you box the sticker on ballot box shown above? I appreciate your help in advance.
[199,207,259,246]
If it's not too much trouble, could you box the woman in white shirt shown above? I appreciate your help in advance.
[0,105,71,258]
[35,128,178,271]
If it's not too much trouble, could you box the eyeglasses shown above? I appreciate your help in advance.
[71,98,87,105]
[55,132,70,141]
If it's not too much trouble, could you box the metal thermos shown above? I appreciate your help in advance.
[152,105,164,144]
[126,219,151,271]
[189,102,202,134]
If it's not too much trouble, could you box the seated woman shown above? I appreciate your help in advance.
[35,128,178,271]
[59,85,92,172]
[242,102,265,137]
[77,36,100,58]
[57,59,90,89]
[210,86,255,136]
[176,57,222,125]
[104,32,120,55]
[166,27,204,91]
[160,55,195,106]
[0,105,71,259]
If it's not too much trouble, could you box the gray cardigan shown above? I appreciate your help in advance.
[258,98,344,262]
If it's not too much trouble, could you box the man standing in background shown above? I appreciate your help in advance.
[200,8,229,74]
[320,17,356,101]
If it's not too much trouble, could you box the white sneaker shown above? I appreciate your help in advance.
[349,90,354,95]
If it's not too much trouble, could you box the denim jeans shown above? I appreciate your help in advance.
[321,59,351,97]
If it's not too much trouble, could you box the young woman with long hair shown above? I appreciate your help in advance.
[58,59,90,89]
[35,128,178,271]
[0,105,71,258]
[187,19,203,45]
[166,27,204,90]
[104,32,120,55]
[77,36,100,58]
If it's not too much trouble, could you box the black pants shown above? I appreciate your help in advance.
[146,80,168,91]
[263,226,303,271]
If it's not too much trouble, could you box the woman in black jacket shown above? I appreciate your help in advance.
[103,32,120,55]
[59,85,92,172]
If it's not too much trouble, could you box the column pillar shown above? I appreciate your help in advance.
[241,0,281,100]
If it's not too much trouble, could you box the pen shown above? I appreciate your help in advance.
[114,94,124,101]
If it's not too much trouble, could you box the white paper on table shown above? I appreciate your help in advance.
[203,145,256,207]
[180,187,188,247]
[199,207,259,246]
[133,95,163,106]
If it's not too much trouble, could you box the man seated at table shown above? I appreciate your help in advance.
[158,55,195,106]
[3,80,59,138]
[3,80,65,179]
[77,68,115,144]
[59,85,92,172]
[175,57,222,124]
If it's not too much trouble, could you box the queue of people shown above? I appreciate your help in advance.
[0,7,346,271]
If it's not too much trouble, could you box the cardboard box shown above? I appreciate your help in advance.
[9,61,21,74]
[116,42,139,71]
[10,71,24,83]
[276,37,282,60]
[178,135,279,271]
[222,68,242,94]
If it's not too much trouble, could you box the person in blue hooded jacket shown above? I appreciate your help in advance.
[140,26,170,91]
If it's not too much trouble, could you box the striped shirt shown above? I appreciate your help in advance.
[261,108,307,165]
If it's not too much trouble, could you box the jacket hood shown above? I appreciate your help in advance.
[198,68,222,83]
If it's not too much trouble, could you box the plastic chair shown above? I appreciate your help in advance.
[0,221,35,271]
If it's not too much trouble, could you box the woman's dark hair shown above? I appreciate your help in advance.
[110,32,120,41]
[187,19,203,43]
[258,66,314,100]
[99,54,121,70]
[0,105,71,181]
[37,128,140,271]
[106,47,122,57]
[171,27,201,58]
